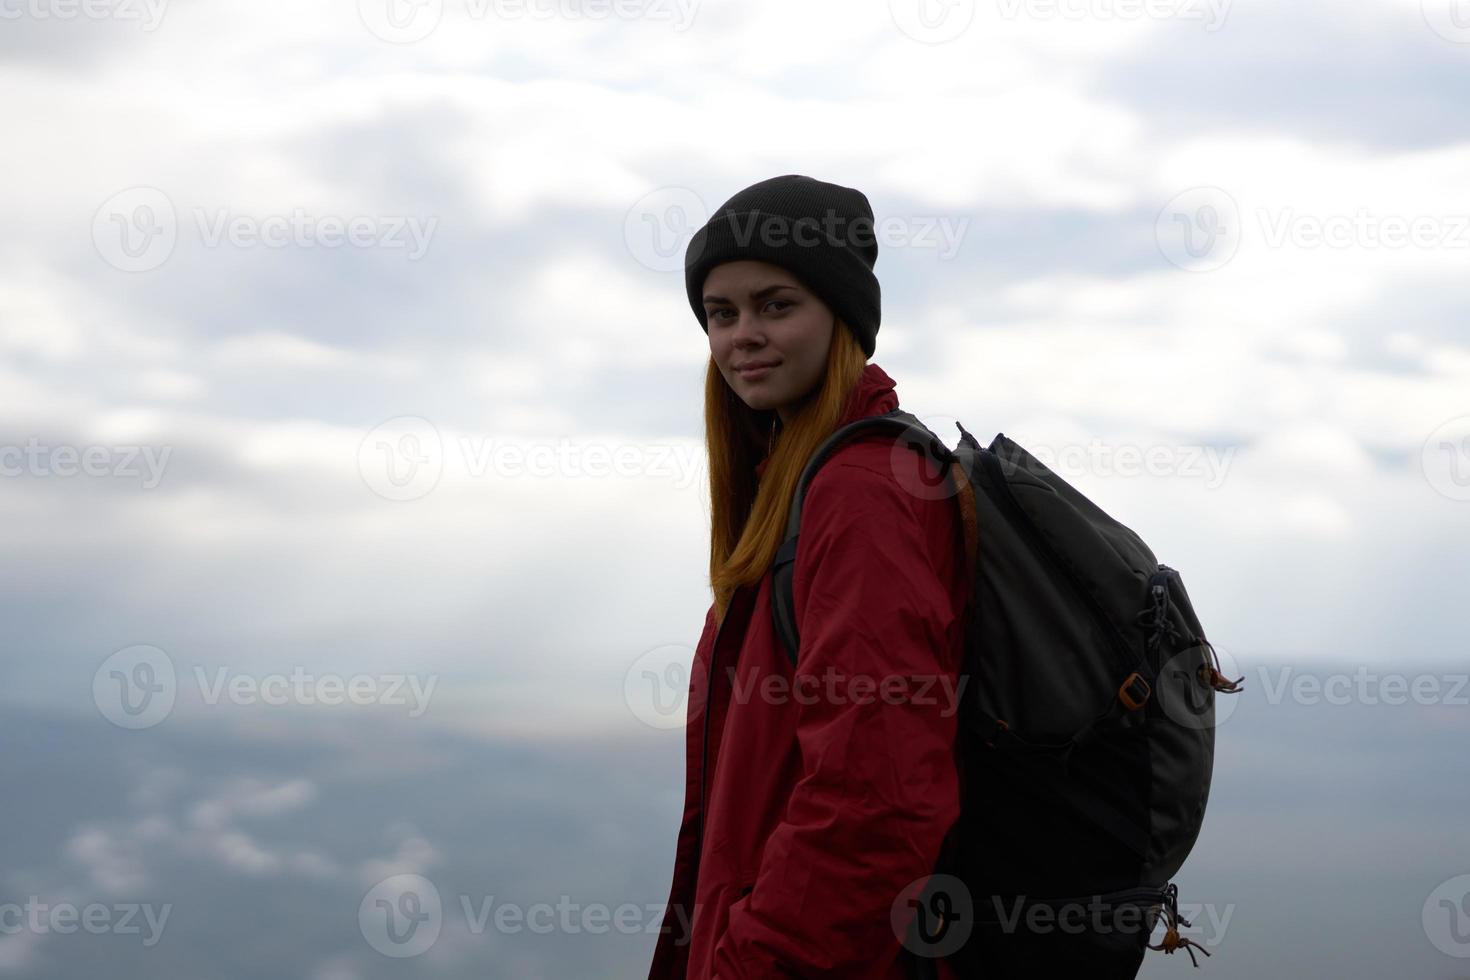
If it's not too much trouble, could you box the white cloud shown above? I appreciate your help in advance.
[187,777,317,831]
[209,331,419,376]
[64,826,148,895]
[172,777,342,879]
[1,0,1467,743]
[309,956,364,980]
[355,832,442,887]
[0,929,42,975]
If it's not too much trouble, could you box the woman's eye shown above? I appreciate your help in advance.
[710,301,789,322]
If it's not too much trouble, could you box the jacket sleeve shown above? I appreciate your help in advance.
[710,461,965,979]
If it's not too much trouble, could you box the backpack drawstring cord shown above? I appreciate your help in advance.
[1147,883,1212,967]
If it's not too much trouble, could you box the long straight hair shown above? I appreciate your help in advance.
[704,319,868,623]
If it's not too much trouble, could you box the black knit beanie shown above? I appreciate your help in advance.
[684,174,881,358]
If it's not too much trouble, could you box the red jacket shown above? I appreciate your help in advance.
[649,363,970,980]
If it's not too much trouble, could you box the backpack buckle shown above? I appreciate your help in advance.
[1118,672,1152,711]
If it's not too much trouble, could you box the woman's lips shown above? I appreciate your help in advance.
[736,363,777,380]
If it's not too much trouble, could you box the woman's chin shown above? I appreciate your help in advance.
[738,389,783,412]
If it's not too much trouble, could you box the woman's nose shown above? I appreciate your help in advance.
[730,310,765,344]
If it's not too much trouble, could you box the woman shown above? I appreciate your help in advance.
[647,175,971,980]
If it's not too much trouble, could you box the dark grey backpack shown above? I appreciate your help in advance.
[769,408,1243,978]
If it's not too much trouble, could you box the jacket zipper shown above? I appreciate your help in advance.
[978,448,1143,678]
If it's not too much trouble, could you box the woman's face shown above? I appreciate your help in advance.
[702,260,836,424]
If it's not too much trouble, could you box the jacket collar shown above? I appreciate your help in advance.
[754,362,899,479]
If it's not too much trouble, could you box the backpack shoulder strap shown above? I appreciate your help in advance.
[771,409,972,667]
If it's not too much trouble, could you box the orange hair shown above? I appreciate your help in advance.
[704,319,868,623]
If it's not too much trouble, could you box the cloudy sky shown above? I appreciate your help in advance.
[3,0,1470,975]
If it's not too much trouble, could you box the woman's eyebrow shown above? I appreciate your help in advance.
[703,284,799,307]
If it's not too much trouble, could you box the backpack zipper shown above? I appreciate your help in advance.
[1143,565,1176,656]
